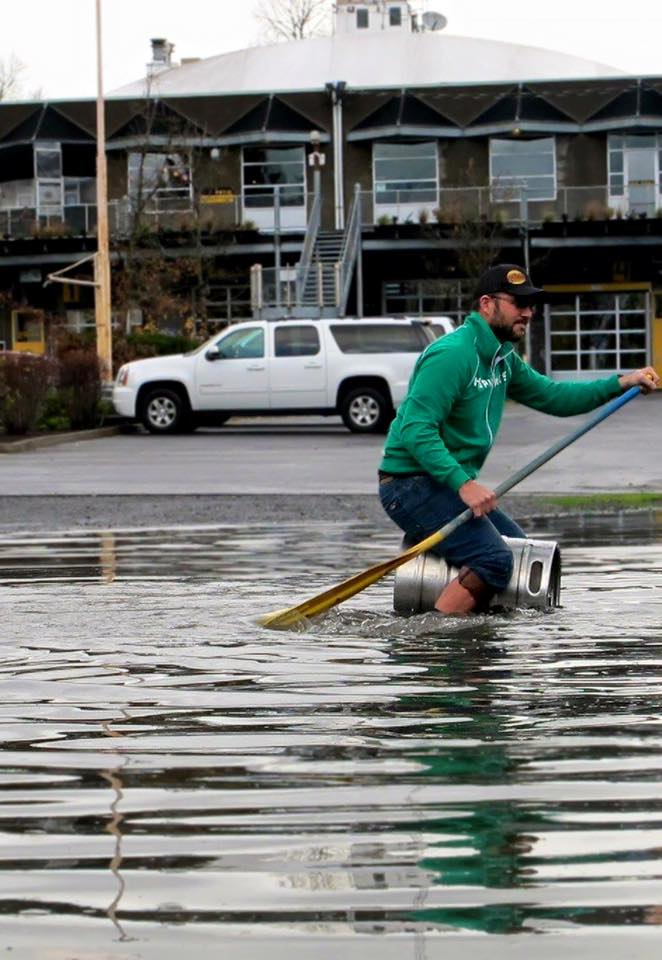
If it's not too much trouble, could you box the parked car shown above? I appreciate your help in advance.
[113,316,455,435]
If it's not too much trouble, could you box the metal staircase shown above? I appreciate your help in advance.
[299,230,344,313]
[250,185,362,319]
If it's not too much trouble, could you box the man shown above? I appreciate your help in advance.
[379,264,659,616]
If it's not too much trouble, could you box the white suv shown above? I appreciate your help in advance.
[113,316,454,435]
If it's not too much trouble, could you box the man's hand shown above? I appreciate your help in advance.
[619,366,659,394]
[459,479,497,518]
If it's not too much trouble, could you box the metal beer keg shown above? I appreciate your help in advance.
[393,536,561,614]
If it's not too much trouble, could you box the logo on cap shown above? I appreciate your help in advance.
[506,269,527,285]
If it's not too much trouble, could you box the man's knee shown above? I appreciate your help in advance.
[471,542,514,594]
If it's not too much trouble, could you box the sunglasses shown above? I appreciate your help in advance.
[490,294,537,310]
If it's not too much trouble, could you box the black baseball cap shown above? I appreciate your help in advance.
[475,264,544,300]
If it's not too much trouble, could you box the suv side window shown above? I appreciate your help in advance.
[216,327,265,359]
[274,325,320,357]
[330,323,428,353]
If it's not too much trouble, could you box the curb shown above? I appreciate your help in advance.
[0,426,121,454]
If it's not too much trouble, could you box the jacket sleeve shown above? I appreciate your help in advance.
[397,342,473,491]
[507,354,622,415]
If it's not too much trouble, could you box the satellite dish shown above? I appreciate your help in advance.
[422,11,447,31]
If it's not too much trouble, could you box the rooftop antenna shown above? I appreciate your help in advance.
[422,10,447,31]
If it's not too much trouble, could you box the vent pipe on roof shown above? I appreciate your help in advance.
[148,38,175,76]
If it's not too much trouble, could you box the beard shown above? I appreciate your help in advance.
[490,303,527,343]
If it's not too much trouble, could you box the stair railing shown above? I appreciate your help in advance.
[337,183,361,316]
[295,190,322,305]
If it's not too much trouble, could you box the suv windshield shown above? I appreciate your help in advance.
[330,323,429,354]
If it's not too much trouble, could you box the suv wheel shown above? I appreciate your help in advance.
[341,386,391,433]
[140,387,193,434]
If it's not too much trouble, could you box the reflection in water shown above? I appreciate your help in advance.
[101,714,131,942]
[0,514,660,958]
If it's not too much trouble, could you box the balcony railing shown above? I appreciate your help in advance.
[362,185,660,225]
[0,185,659,240]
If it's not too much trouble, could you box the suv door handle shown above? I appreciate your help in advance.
[246,364,265,371]
[303,361,322,368]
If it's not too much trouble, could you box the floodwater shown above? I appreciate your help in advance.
[0,512,661,960]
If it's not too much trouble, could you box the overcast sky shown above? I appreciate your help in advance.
[2,0,662,101]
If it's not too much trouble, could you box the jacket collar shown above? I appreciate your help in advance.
[464,311,513,363]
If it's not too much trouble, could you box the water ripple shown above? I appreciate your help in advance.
[0,515,661,957]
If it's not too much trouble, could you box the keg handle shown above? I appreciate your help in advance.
[260,387,642,628]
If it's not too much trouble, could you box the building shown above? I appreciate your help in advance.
[1,0,661,378]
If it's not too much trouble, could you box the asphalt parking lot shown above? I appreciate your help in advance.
[0,396,659,531]
[2,396,660,494]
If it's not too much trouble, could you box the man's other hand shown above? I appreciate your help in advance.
[618,367,659,394]
[459,480,497,518]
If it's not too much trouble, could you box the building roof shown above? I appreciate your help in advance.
[111,31,625,99]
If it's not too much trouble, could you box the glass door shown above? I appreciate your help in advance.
[625,148,656,215]
[242,147,306,231]
[35,145,63,219]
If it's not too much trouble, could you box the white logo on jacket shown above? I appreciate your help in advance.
[472,370,508,390]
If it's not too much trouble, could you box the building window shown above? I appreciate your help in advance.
[608,134,659,216]
[128,152,192,209]
[373,141,438,210]
[34,144,63,217]
[490,137,556,201]
[35,147,62,179]
[389,6,402,26]
[546,290,649,378]
[242,147,305,209]
[357,8,369,28]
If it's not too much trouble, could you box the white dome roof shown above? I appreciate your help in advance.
[111,31,625,99]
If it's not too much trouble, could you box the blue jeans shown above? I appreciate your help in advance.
[379,473,525,591]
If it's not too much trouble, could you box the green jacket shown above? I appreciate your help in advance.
[380,311,622,491]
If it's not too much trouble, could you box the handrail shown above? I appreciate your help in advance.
[295,190,322,304]
[337,184,361,315]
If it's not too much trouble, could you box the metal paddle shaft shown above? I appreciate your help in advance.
[259,386,642,629]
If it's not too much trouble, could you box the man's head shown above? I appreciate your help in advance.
[474,264,544,343]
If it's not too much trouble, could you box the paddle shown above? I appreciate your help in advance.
[259,386,642,629]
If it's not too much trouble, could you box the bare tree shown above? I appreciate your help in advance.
[255,0,331,42]
[0,54,27,101]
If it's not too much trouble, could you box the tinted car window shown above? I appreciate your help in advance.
[330,323,428,353]
[216,327,264,359]
[274,325,320,357]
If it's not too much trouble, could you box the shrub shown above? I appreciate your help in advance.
[57,348,102,429]
[37,392,71,432]
[0,353,57,435]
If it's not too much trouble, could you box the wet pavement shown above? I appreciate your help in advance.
[1,512,661,958]
[0,394,660,497]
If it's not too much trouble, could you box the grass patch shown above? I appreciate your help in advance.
[541,493,662,509]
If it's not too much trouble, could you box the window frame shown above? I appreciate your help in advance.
[127,151,193,210]
[372,140,439,207]
[545,290,650,378]
[607,133,661,213]
[241,146,306,210]
[489,136,557,202]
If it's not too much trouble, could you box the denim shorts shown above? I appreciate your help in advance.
[378,473,525,591]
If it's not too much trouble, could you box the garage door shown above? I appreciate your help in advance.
[545,288,650,380]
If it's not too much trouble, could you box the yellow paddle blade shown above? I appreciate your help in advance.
[258,525,447,629]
